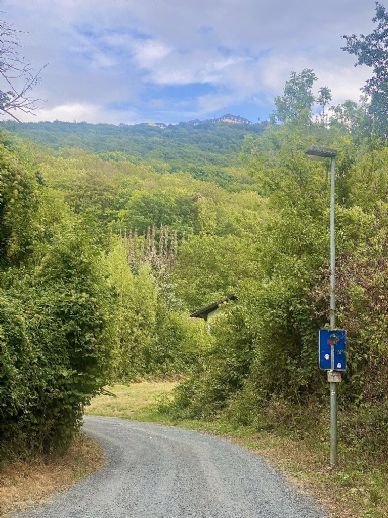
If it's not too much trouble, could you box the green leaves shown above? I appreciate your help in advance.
[0,142,112,458]
[272,69,317,125]
[168,122,388,458]
[0,143,40,266]
[342,2,388,139]
[105,238,208,380]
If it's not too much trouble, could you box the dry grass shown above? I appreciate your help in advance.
[0,434,104,517]
[231,432,386,518]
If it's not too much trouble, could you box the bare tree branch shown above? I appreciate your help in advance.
[0,18,45,121]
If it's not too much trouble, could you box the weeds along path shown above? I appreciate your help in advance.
[16,416,326,518]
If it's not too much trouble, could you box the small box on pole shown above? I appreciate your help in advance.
[327,371,342,383]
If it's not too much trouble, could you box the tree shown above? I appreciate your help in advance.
[329,99,368,134]
[342,2,388,138]
[317,86,332,126]
[272,69,317,125]
[0,142,40,265]
[0,19,42,121]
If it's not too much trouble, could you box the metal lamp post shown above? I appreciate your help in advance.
[305,145,339,466]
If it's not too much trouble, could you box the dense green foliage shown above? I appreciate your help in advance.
[0,119,265,169]
[1,7,386,466]
[342,2,388,139]
[105,237,208,380]
[167,123,387,461]
[273,69,318,125]
[1,105,387,462]
[0,142,112,458]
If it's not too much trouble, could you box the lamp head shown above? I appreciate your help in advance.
[305,145,337,158]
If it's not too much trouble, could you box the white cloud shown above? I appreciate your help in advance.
[138,50,250,86]
[260,52,370,104]
[19,103,138,124]
[1,0,377,122]
[196,93,240,115]
[133,40,172,67]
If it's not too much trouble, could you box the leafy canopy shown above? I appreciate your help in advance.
[272,69,317,125]
[342,2,388,138]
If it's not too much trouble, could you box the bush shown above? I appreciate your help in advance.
[0,231,112,458]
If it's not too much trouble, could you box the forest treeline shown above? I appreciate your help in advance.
[0,119,266,169]
[0,3,387,464]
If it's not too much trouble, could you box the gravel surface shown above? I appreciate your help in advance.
[16,416,326,518]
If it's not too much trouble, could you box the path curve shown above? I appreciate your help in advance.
[16,416,326,518]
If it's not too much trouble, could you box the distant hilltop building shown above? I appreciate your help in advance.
[145,122,167,128]
[188,114,252,126]
[213,114,252,125]
[187,119,202,126]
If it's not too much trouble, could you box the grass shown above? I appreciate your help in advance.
[0,433,104,517]
[87,381,388,518]
[86,381,178,420]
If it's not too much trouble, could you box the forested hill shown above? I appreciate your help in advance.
[0,117,266,167]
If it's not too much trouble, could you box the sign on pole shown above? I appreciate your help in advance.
[319,329,346,371]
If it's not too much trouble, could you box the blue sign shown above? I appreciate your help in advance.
[319,329,346,371]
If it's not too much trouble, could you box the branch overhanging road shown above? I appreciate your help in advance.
[17,416,326,518]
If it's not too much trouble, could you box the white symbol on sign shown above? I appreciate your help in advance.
[324,354,330,360]
[337,363,342,368]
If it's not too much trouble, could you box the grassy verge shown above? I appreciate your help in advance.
[86,381,178,420]
[87,381,387,518]
[0,434,104,517]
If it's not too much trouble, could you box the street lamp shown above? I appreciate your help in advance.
[305,145,340,466]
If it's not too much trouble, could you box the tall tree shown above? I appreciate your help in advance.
[329,99,368,134]
[342,2,388,139]
[317,86,332,126]
[272,69,317,125]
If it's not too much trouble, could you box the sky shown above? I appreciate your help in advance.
[1,0,381,125]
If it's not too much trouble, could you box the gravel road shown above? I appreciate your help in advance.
[17,416,326,518]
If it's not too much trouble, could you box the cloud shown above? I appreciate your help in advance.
[141,53,250,87]
[133,40,172,67]
[260,52,371,104]
[1,0,378,123]
[20,103,139,125]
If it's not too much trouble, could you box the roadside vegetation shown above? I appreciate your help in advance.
[0,434,104,516]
